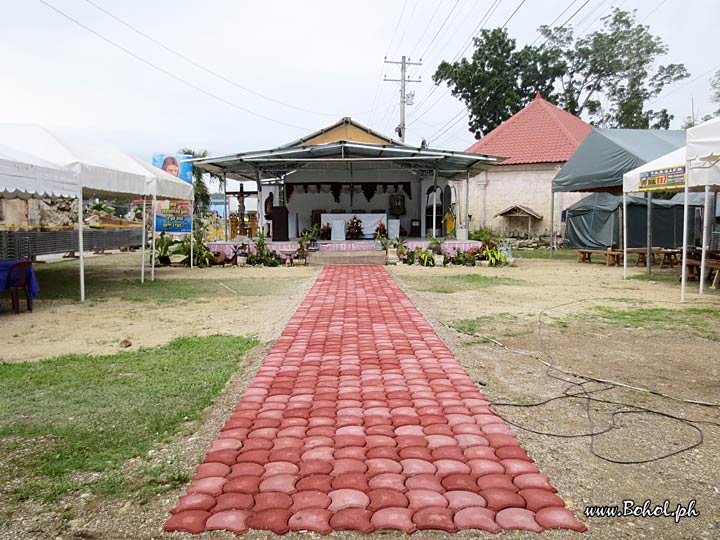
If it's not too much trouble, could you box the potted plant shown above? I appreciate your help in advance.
[237,242,249,266]
[320,222,332,240]
[429,237,444,267]
[154,232,177,266]
[374,222,388,248]
[346,215,363,239]
[308,224,320,250]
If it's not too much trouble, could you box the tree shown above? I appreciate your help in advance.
[711,68,720,117]
[433,28,564,137]
[177,148,221,217]
[540,8,688,128]
[434,9,689,137]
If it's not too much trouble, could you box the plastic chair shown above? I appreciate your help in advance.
[5,261,33,314]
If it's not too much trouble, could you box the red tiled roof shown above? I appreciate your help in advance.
[465,93,592,165]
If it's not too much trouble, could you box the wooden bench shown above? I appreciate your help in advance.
[576,249,624,266]
[684,258,720,288]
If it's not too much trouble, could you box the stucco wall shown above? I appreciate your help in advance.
[0,199,43,227]
[455,163,584,237]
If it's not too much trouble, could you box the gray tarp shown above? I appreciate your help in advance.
[553,129,686,192]
[565,193,696,249]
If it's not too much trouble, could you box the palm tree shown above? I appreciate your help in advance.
[177,148,222,217]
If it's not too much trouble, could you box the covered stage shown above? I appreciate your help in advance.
[193,118,503,242]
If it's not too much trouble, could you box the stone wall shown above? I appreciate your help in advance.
[453,163,584,238]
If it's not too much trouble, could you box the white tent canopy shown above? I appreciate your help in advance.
[621,118,720,302]
[0,125,191,200]
[0,143,80,199]
[682,117,720,301]
[0,124,193,300]
[622,147,686,194]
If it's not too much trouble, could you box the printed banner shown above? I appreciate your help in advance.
[638,165,685,191]
[152,153,193,185]
[154,200,192,233]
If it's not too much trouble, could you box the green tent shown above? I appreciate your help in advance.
[553,129,686,193]
[565,193,696,249]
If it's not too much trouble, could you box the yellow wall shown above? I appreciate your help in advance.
[301,124,390,146]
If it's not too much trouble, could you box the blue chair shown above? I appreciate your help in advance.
[5,261,33,314]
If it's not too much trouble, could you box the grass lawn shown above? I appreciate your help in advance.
[32,261,282,303]
[513,248,577,260]
[0,335,258,504]
[587,305,720,341]
[402,272,522,293]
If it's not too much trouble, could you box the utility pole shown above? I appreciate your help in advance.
[384,56,421,142]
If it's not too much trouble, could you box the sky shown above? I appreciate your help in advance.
[1,0,718,171]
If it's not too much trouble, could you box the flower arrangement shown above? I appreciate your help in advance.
[374,221,387,240]
[320,222,332,240]
[347,215,363,239]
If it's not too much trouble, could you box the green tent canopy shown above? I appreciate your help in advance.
[564,192,697,249]
[553,129,686,193]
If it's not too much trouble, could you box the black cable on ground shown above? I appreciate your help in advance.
[441,296,720,465]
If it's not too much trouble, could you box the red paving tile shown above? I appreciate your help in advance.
[164,265,584,535]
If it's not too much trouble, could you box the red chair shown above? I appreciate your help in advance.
[5,261,33,314]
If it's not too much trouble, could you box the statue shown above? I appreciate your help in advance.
[443,204,456,239]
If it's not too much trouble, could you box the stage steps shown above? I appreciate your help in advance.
[307,249,386,266]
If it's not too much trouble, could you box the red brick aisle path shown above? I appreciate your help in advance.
[165,265,587,535]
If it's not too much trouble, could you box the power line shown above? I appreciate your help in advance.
[385,0,410,57]
[537,0,591,50]
[649,62,720,106]
[640,0,668,24]
[530,0,579,45]
[369,0,411,127]
[408,0,448,59]
[37,0,311,131]
[81,0,339,118]
[417,0,463,61]
[407,0,503,126]
[500,0,528,29]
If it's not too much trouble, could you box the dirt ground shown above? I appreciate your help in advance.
[1,254,719,539]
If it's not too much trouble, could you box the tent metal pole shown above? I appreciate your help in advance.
[646,191,652,274]
[432,167,437,237]
[256,168,262,238]
[465,170,470,232]
[141,198,146,283]
[623,193,628,279]
[151,194,157,281]
[680,180,690,303]
[224,172,229,240]
[549,187,554,258]
[699,185,711,294]
[78,195,85,302]
[190,201,194,270]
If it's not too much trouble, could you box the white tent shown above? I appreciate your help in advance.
[622,118,720,302]
[0,144,80,199]
[681,117,720,301]
[621,146,688,279]
[0,124,194,300]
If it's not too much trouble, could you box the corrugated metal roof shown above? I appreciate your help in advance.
[193,140,504,181]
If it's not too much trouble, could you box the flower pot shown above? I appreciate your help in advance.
[476,260,490,267]
[237,256,247,267]
[433,254,445,267]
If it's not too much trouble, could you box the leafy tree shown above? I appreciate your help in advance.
[433,28,564,137]
[177,148,221,217]
[540,8,688,128]
[434,9,689,137]
[711,68,720,117]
